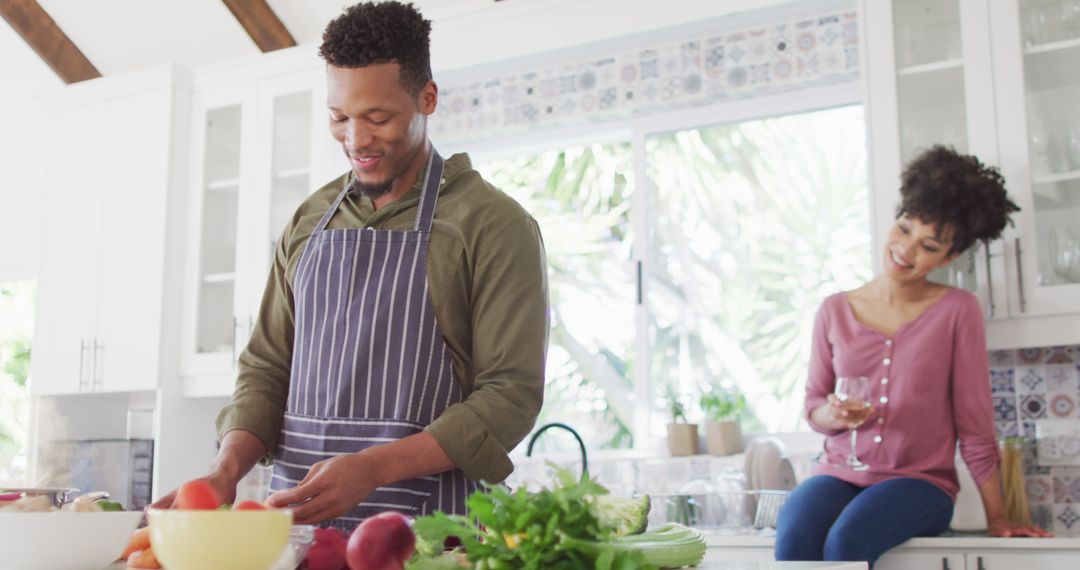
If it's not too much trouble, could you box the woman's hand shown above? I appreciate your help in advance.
[810,394,871,431]
[987,517,1053,537]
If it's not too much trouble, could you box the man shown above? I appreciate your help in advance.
[155,1,548,529]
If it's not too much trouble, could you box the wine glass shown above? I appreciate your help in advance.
[835,376,873,471]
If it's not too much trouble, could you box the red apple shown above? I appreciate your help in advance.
[346,511,416,570]
[306,528,348,570]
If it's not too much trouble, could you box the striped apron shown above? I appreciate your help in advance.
[270,151,479,530]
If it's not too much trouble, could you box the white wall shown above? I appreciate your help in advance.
[429,0,797,73]
[0,20,62,283]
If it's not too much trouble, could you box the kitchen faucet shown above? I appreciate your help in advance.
[525,422,588,477]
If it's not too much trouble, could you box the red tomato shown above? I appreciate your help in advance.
[173,480,222,510]
[233,500,267,511]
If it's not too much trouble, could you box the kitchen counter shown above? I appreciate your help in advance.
[103,562,865,569]
[704,531,1080,550]
[697,563,865,569]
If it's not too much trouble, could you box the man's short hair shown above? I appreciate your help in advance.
[319,1,433,95]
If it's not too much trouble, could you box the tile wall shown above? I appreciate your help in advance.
[989,345,1080,536]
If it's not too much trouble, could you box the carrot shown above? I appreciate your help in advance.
[126,548,161,569]
[120,527,151,560]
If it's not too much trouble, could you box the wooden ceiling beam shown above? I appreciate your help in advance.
[0,0,101,84]
[221,0,296,53]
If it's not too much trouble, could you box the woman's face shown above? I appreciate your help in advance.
[883,214,958,282]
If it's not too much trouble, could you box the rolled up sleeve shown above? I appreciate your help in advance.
[215,228,295,462]
[951,293,999,486]
[425,216,548,483]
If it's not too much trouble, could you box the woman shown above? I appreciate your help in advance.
[775,146,1051,566]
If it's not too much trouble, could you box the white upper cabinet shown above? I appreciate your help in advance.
[31,67,190,395]
[180,52,338,395]
[989,0,1080,318]
[862,0,1080,344]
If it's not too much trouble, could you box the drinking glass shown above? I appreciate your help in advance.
[835,376,873,471]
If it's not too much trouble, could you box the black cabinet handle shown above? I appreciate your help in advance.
[942,557,950,570]
[978,556,986,570]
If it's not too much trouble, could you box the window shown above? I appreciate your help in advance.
[470,98,870,453]
[646,105,871,434]
[0,280,35,485]
[476,143,637,450]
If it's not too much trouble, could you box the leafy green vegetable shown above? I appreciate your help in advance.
[557,523,707,568]
[405,552,468,569]
[95,500,124,512]
[411,466,647,569]
[594,494,651,536]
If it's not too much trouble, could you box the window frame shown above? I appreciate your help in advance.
[461,82,864,455]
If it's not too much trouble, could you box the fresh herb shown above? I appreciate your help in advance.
[411,467,648,570]
[663,385,689,424]
[95,500,124,512]
[699,391,746,421]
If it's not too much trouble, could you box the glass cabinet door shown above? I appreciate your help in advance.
[1019,0,1080,291]
[196,105,242,356]
[892,0,981,293]
[268,91,313,268]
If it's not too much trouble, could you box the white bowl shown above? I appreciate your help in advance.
[0,511,143,569]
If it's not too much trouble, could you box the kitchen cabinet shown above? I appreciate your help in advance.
[180,51,342,395]
[706,536,1080,569]
[31,66,190,395]
[988,0,1080,318]
[964,551,1080,570]
[862,0,1080,347]
[877,552,964,570]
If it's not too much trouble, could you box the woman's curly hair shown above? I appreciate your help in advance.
[897,145,1020,255]
[319,2,432,95]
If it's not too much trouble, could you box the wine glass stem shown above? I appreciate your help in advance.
[849,430,859,464]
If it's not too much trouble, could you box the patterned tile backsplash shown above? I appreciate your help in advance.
[989,344,1080,536]
[429,8,859,145]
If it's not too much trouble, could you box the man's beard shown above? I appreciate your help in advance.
[350,179,394,199]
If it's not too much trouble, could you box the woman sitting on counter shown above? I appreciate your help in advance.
[775,146,1051,566]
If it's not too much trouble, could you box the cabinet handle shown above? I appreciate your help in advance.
[942,557,950,570]
[92,338,102,389]
[78,340,88,390]
[977,555,986,570]
[231,316,239,368]
[983,242,994,318]
[636,261,643,305]
[1014,238,1026,313]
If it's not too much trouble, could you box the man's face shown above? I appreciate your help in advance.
[327,63,436,197]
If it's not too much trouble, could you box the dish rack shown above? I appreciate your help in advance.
[648,489,790,530]
[751,490,789,529]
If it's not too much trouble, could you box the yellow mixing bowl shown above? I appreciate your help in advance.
[147,508,293,570]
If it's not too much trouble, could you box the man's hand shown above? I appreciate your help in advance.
[987,517,1054,538]
[149,471,238,510]
[149,429,265,510]
[266,453,377,524]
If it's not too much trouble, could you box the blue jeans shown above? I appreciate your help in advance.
[775,476,954,567]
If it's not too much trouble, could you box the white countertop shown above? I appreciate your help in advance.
[705,530,1080,550]
[102,560,866,570]
[697,563,865,569]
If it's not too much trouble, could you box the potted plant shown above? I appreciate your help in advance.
[700,390,746,456]
[664,385,699,456]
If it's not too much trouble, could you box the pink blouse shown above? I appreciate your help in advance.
[804,288,999,501]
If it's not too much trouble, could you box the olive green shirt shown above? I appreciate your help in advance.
[216,153,548,483]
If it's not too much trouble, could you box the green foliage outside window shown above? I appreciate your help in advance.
[0,281,35,485]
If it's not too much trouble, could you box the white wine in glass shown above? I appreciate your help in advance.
[835,376,872,471]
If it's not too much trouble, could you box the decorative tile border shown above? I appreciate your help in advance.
[430,9,859,144]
